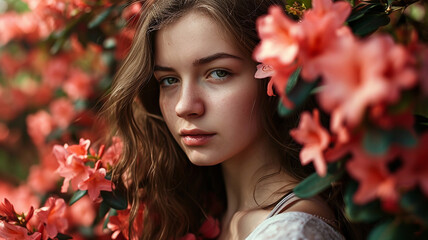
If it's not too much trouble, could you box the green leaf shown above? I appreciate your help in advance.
[100,190,127,210]
[92,201,111,227]
[69,190,87,206]
[277,69,318,117]
[5,0,30,13]
[414,114,428,133]
[293,162,344,198]
[349,12,390,37]
[363,127,389,155]
[88,6,115,29]
[103,208,117,230]
[363,127,417,156]
[389,128,417,148]
[347,3,384,22]
[368,219,420,240]
[344,180,385,222]
[56,233,73,240]
[45,128,65,142]
[400,189,428,226]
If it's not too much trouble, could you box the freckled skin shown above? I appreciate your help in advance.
[154,11,263,166]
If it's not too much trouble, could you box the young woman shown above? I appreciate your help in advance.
[104,0,354,239]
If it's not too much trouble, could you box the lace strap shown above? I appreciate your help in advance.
[266,192,301,218]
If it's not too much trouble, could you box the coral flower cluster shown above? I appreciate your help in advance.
[255,0,427,209]
[0,197,67,240]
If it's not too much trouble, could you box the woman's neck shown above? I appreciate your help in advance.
[220,136,296,213]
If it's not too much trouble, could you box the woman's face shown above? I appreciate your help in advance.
[155,11,264,166]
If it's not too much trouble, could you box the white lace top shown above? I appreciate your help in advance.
[245,192,345,240]
[245,211,345,240]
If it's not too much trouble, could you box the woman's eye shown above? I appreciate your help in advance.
[159,77,179,86]
[208,70,230,80]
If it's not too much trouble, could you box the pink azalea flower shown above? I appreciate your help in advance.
[100,137,123,168]
[26,110,55,146]
[63,69,93,100]
[0,88,28,121]
[107,204,144,240]
[49,98,76,128]
[78,161,112,201]
[255,63,274,79]
[346,148,399,205]
[318,34,417,127]
[0,198,18,222]
[53,139,92,192]
[27,165,60,194]
[0,221,41,240]
[298,0,351,80]
[290,109,331,176]
[0,184,40,216]
[34,197,68,240]
[67,195,96,227]
[254,6,301,66]
[198,216,220,239]
[41,55,71,88]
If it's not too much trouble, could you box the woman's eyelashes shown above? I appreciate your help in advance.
[157,69,232,87]
[159,77,179,87]
[207,69,231,81]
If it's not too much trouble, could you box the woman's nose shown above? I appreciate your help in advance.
[175,82,204,118]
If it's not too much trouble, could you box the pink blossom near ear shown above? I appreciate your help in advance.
[255,63,275,79]
[317,34,417,127]
[78,161,112,201]
[346,148,399,205]
[63,69,93,100]
[255,64,276,97]
[67,195,96,227]
[34,197,68,240]
[266,65,298,108]
[198,216,220,239]
[49,98,76,128]
[396,133,428,197]
[254,6,301,66]
[26,110,55,146]
[290,109,331,176]
[0,221,41,240]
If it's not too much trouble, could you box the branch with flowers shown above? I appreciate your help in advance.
[0,0,147,239]
[255,0,428,238]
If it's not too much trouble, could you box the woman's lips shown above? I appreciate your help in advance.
[179,129,216,146]
[181,134,215,146]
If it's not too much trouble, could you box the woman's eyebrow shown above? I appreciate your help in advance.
[154,53,242,72]
[193,52,243,66]
[154,65,175,72]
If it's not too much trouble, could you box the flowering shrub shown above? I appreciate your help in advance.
[255,0,428,238]
[0,0,427,239]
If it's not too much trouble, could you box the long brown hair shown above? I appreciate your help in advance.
[103,0,357,239]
